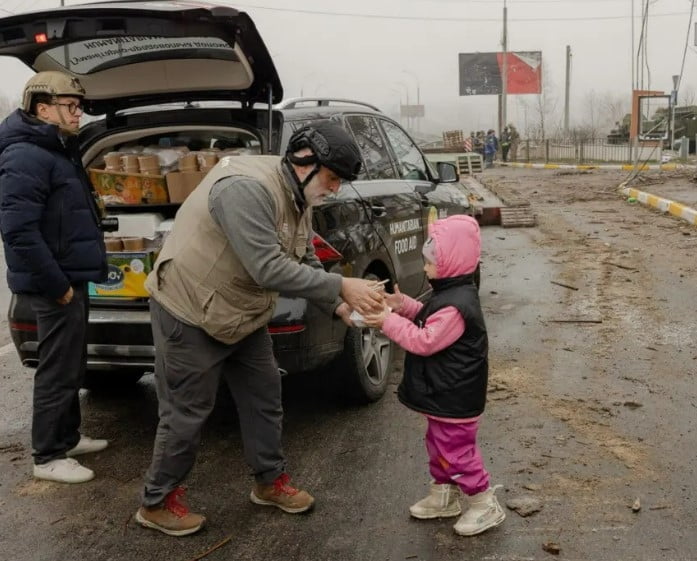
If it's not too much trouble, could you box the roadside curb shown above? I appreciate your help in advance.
[620,185,697,226]
[500,162,693,171]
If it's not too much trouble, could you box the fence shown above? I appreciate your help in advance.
[420,136,697,165]
[516,138,667,164]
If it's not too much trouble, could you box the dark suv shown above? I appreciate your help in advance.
[1,1,472,403]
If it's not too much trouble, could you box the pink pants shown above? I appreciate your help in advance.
[425,417,490,496]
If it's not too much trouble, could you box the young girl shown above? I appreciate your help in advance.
[363,215,504,536]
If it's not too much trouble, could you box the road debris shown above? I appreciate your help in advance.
[631,498,641,512]
[603,261,638,271]
[550,280,579,291]
[187,536,233,561]
[506,496,544,517]
[623,401,643,409]
[550,318,603,324]
[542,542,561,555]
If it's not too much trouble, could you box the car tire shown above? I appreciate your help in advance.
[83,369,145,391]
[336,275,393,404]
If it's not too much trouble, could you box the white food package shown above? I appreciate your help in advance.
[349,308,391,328]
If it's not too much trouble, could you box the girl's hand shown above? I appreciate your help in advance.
[362,305,390,328]
[384,284,404,312]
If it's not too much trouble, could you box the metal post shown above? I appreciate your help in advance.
[630,0,635,90]
[564,46,571,137]
[671,74,679,153]
[501,1,508,134]
[416,83,421,133]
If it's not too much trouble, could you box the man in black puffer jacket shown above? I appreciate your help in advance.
[0,71,108,484]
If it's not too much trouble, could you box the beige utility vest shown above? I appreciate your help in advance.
[145,155,312,344]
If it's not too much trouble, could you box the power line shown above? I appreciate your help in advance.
[234,3,691,22]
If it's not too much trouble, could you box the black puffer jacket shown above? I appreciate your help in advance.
[398,274,488,418]
[0,109,106,298]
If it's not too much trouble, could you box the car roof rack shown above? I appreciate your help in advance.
[276,97,381,112]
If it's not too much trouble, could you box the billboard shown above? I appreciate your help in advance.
[400,104,425,118]
[458,51,542,96]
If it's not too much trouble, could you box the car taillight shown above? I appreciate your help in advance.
[268,324,306,334]
[10,321,38,332]
[312,234,342,262]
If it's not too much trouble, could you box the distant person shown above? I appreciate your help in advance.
[473,131,485,158]
[0,71,108,484]
[500,127,511,162]
[362,215,505,537]
[484,129,498,168]
[508,124,520,161]
[136,120,385,536]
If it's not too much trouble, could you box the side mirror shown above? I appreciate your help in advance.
[436,161,459,183]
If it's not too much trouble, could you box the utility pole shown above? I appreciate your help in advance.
[671,74,679,152]
[500,0,508,134]
[630,0,634,90]
[564,45,571,136]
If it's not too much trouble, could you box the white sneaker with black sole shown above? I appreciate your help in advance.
[33,458,95,484]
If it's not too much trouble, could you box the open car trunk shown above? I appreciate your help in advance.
[0,1,283,114]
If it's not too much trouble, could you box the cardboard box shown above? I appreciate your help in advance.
[89,168,169,205]
[166,171,206,203]
[89,251,156,298]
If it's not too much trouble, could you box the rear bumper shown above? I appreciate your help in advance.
[10,297,346,375]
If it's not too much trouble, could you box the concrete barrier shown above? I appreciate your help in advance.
[621,186,697,226]
[500,162,689,171]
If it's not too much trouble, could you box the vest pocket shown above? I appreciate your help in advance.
[201,280,273,342]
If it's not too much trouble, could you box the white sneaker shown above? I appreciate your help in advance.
[453,485,505,536]
[33,458,95,484]
[66,436,108,457]
[409,482,462,519]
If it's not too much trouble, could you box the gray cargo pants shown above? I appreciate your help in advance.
[142,299,285,507]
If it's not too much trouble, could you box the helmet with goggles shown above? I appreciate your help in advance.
[285,120,362,182]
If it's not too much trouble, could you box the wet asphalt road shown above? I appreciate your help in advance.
[1,178,696,560]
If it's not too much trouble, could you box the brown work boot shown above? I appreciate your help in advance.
[250,473,315,513]
[135,486,206,536]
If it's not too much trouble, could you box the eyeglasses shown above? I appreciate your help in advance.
[52,102,84,115]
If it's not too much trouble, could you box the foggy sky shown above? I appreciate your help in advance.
[0,0,694,136]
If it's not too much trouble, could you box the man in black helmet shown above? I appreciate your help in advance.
[0,71,108,485]
[136,119,384,536]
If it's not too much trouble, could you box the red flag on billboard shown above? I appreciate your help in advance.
[497,51,542,94]
[459,51,542,96]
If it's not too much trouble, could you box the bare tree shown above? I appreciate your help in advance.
[602,92,631,130]
[680,85,696,107]
[581,89,601,139]
[516,65,560,142]
[574,90,630,140]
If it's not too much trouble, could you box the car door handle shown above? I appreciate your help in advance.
[370,204,387,217]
